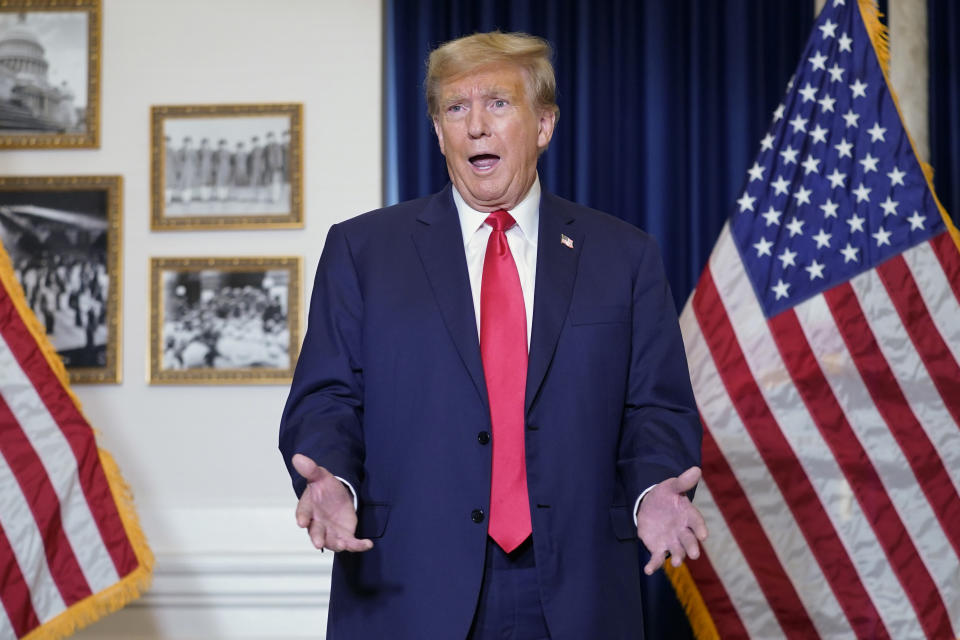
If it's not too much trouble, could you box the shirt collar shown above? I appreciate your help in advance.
[452,175,541,248]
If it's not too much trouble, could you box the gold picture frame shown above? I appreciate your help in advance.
[0,175,122,383]
[149,256,301,384]
[0,0,101,149]
[151,103,303,230]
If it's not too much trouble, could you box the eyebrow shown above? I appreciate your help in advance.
[442,86,516,106]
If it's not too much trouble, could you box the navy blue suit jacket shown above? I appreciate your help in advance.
[279,185,701,639]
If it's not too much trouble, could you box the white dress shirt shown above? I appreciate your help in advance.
[453,177,539,349]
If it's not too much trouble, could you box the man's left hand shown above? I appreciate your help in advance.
[636,466,708,575]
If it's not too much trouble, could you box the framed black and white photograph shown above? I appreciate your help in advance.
[149,256,301,384]
[0,175,122,383]
[0,0,101,149]
[151,103,303,230]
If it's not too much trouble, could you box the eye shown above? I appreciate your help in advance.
[447,104,463,113]
[493,99,508,108]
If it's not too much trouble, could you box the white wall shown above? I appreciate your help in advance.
[0,1,382,637]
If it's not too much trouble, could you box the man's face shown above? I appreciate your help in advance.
[433,63,555,212]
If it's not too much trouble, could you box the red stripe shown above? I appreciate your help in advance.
[768,309,953,640]
[693,270,890,639]
[685,546,749,639]
[0,521,41,638]
[877,255,960,425]
[824,283,960,560]
[0,292,138,578]
[699,428,807,636]
[929,232,960,304]
[0,395,92,605]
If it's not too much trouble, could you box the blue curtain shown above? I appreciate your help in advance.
[929,0,960,226]
[384,2,812,637]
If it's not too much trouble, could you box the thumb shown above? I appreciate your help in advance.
[674,466,702,493]
[292,453,326,482]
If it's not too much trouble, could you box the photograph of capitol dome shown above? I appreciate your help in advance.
[0,1,100,148]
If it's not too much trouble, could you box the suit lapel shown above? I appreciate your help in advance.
[411,185,489,407]
[525,192,581,414]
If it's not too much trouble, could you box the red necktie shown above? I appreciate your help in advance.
[480,209,531,552]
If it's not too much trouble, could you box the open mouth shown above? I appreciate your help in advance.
[469,154,500,170]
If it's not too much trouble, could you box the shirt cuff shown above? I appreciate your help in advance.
[335,476,358,511]
[633,484,657,526]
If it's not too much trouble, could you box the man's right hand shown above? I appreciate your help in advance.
[292,454,374,553]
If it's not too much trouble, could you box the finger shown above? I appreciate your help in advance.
[686,505,709,541]
[644,550,667,575]
[295,500,312,528]
[307,519,326,550]
[674,466,702,493]
[342,536,374,553]
[292,453,327,482]
[667,539,686,567]
[678,527,700,561]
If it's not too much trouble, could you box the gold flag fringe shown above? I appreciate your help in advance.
[665,563,720,640]
[858,0,960,251]
[0,246,154,639]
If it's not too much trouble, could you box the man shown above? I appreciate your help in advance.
[280,31,705,639]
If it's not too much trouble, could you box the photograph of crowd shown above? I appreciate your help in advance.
[0,2,100,148]
[151,257,300,384]
[152,104,302,229]
[0,177,121,383]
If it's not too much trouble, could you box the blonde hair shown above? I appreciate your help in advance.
[425,31,559,121]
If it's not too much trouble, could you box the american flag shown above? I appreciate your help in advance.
[0,245,152,638]
[668,0,960,638]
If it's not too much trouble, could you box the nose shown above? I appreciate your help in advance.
[466,107,489,139]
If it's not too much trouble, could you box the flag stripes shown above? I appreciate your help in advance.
[823,283,960,562]
[0,523,40,638]
[0,291,138,586]
[679,225,960,638]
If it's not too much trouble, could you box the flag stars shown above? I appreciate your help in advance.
[753,237,774,257]
[847,212,866,233]
[834,138,853,158]
[780,146,799,165]
[838,32,853,52]
[772,279,791,300]
[809,50,828,71]
[818,94,836,112]
[859,153,879,173]
[879,196,899,217]
[840,242,860,263]
[819,18,838,39]
[771,176,791,196]
[842,109,860,128]
[828,63,845,82]
[872,227,892,247]
[802,154,821,175]
[809,124,829,144]
[799,83,818,102]
[850,78,868,98]
[888,166,906,186]
[786,217,805,237]
[805,260,826,280]
[907,211,926,230]
[813,228,832,248]
[789,113,808,133]
[773,104,785,122]
[778,247,798,268]
[737,192,757,212]
[827,168,847,188]
[793,186,813,206]
[747,162,765,182]
[820,199,839,218]
[761,205,782,226]
[853,182,872,202]
[867,122,887,142]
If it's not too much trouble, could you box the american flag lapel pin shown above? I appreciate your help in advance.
[560,234,574,249]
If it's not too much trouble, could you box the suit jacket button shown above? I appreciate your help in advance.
[477,431,490,444]
[471,509,485,523]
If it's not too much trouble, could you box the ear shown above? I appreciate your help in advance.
[432,117,446,156]
[536,109,556,151]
